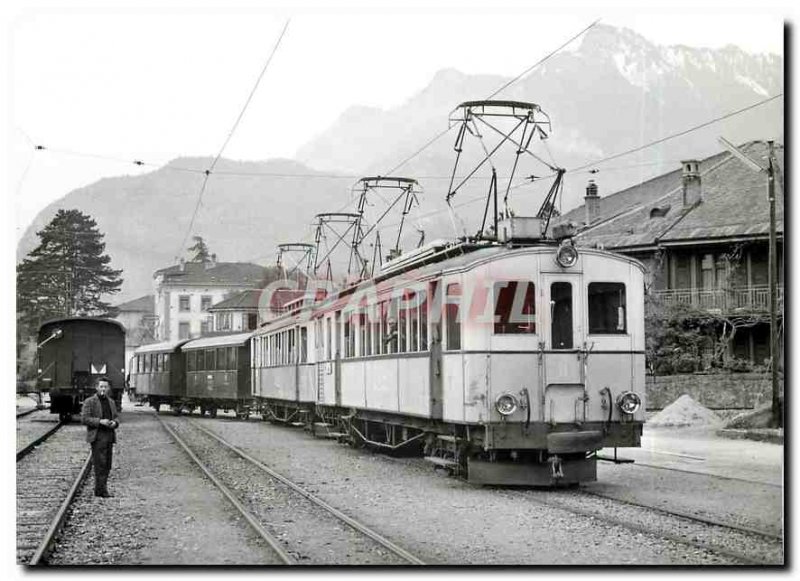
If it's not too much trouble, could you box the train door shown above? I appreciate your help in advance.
[542,274,587,424]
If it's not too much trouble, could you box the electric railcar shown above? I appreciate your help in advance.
[36,317,126,421]
[252,232,646,485]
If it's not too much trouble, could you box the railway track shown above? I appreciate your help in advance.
[157,415,424,565]
[17,425,92,565]
[508,487,783,565]
[17,407,41,419]
[17,417,65,462]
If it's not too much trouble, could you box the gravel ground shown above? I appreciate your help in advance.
[47,410,283,565]
[198,416,749,565]
[163,418,410,565]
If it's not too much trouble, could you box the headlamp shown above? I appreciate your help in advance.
[616,391,642,415]
[495,393,519,416]
[556,242,578,268]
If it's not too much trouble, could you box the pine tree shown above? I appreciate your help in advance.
[188,235,211,263]
[17,209,123,326]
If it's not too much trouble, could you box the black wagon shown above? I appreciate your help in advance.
[36,317,126,421]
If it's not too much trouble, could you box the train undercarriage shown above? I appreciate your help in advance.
[252,397,642,486]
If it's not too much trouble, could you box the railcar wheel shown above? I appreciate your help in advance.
[209,408,218,419]
[58,412,72,423]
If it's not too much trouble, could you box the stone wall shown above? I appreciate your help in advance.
[646,373,778,410]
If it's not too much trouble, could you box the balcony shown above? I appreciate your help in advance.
[652,285,784,314]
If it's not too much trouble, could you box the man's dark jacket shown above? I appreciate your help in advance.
[80,394,119,443]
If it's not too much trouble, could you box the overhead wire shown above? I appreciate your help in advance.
[175,19,291,261]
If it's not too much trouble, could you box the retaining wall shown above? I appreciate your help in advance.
[645,373,780,410]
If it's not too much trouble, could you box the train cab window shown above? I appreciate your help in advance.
[445,283,462,351]
[217,347,228,370]
[494,281,536,334]
[551,282,573,349]
[588,282,627,334]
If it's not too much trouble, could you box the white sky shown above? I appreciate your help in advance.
[3,0,789,241]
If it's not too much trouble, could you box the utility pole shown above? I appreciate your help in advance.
[766,141,781,428]
[718,137,782,427]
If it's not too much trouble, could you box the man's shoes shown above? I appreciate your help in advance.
[95,490,114,498]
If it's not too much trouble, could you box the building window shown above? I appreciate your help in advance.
[179,295,191,312]
[179,322,190,340]
[201,295,213,311]
[494,281,536,334]
[200,318,212,336]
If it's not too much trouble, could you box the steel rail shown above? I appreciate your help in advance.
[628,460,782,489]
[189,419,425,565]
[156,416,295,565]
[17,422,65,462]
[27,453,92,566]
[17,408,39,419]
[510,490,781,566]
[577,489,783,541]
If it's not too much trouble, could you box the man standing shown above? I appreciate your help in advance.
[80,377,119,497]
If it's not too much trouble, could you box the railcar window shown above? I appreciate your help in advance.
[399,300,408,353]
[325,318,332,360]
[494,281,536,334]
[409,292,419,352]
[206,349,216,371]
[387,299,399,354]
[197,350,205,371]
[588,282,627,334]
[420,291,428,351]
[229,347,237,369]
[361,313,372,356]
[445,283,462,350]
[551,282,573,349]
[300,327,308,363]
[156,353,162,372]
[379,302,388,355]
[164,353,170,372]
[335,312,342,358]
[217,347,227,370]
[187,351,196,372]
[344,314,355,359]
[143,355,150,373]
[289,329,296,364]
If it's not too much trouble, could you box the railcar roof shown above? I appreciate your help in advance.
[134,339,189,354]
[39,317,125,332]
[182,332,253,350]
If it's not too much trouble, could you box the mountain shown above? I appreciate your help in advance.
[297,23,782,211]
[18,24,783,303]
[17,158,354,301]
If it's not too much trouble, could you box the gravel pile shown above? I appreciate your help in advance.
[47,409,280,565]
[648,395,723,428]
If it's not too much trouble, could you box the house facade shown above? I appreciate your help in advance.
[113,294,157,367]
[153,258,270,342]
[558,141,784,368]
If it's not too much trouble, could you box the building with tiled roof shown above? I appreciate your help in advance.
[558,141,784,366]
[208,287,309,333]
[153,256,271,342]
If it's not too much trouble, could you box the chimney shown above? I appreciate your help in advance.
[206,253,217,270]
[179,258,185,272]
[584,179,600,224]
[681,160,702,206]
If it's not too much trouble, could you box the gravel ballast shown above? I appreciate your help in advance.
[47,410,282,565]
